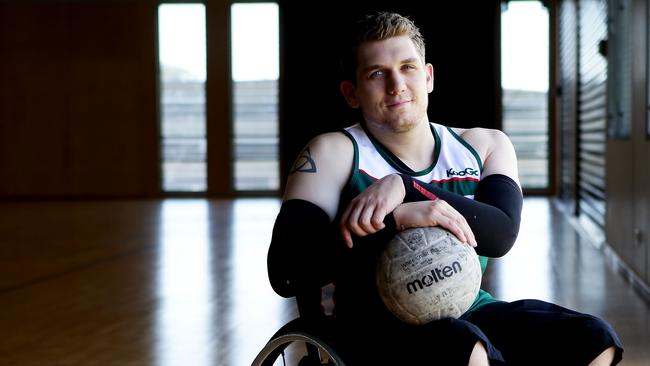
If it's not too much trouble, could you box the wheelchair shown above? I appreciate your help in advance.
[251,287,346,366]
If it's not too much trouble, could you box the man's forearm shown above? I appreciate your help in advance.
[267,199,344,297]
[399,174,522,257]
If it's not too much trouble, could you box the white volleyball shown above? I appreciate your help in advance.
[376,226,482,325]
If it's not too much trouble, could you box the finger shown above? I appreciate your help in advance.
[345,203,372,237]
[357,203,375,232]
[358,203,386,234]
[369,203,388,231]
[463,226,476,247]
[455,215,476,247]
[440,215,468,244]
[451,226,468,244]
[460,218,477,247]
[339,201,354,226]
[347,202,377,236]
[436,201,475,247]
[340,225,354,248]
[349,221,371,237]
[370,210,387,231]
[466,225,477,247]
[340,199,360,229]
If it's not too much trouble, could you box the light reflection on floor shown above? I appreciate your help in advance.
[487,198,610,316]
[229,199,292,365]
[490,198,553,302]
[156,200,215,366]
[154,198,292,366]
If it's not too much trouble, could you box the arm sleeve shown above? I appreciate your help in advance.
[267,198,399,297]
[400,174,523,257]
[267,199,343,297]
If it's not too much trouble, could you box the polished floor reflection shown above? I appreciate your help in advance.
[0,198,647,365]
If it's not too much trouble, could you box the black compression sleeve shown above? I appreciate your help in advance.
[267,199,344,297]
[268,199,399,297]
[399,174,522,257]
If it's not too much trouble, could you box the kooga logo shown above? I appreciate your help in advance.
[406,261,462,294]
[446,168,478,177]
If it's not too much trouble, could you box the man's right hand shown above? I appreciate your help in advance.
[339,174,405,248]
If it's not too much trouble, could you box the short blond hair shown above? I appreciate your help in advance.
[340,12,426,82]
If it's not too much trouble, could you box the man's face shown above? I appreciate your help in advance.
[341,35,433,133]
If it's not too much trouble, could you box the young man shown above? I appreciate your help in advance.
[268,12,623,365]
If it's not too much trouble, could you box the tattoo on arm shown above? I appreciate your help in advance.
[290,146,317,174]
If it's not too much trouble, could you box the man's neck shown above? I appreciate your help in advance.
[367,119,435,171]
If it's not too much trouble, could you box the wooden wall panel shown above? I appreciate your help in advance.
[605,0,649,287]
[0,4,69,196]
[65,2,158,197]
[0,1,158,198]
[206,0,232,197]
[606,140,637,269]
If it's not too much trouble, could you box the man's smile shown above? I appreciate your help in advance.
[386,99,412,108]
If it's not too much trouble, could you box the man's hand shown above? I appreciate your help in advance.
[339,174,405,248]
[393,200,477,247]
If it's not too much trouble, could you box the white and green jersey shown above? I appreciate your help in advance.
[341,122,483,197]
[338,122,496,312]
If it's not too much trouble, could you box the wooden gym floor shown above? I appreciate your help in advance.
[0,197,648,365]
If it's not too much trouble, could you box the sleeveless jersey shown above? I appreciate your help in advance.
[338,122,496,314]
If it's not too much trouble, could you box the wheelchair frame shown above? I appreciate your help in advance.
[251,291,346,366]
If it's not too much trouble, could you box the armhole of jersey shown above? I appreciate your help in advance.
[339,128,359,191]
[446,127,484,173]
[430,123,442,171]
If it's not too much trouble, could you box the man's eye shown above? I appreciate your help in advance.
[403,64,416,70]
[369,70,383,78]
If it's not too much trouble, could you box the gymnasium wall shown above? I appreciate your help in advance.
[0,1,500,198]
[0,1,159,198]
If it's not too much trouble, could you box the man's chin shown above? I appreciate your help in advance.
[364,114,422,133]
[388,119,420,133]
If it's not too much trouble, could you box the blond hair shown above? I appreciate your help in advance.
[341,12,426,82]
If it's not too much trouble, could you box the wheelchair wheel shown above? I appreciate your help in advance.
[251,330,345,366]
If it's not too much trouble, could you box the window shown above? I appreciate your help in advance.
[501,1,550,190]
[231,3,280,192]
[158,4,207,192]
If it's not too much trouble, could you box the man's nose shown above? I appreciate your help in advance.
[386,72,406,95]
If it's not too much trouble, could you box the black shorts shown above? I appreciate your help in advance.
[336,299,623,365]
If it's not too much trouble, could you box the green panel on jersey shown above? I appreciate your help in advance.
[429,179,480,196]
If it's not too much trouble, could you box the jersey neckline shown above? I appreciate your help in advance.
[360,122,441,177]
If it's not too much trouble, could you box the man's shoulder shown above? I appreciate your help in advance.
[451,126,505,138]
[299,131,355,174]
[449,126,518,182]
[451,126,511,146]
[308,130,354,152]
[448,126,513,162]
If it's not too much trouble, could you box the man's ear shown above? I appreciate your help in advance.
[426,63,434,93]
[340,80,360,108]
